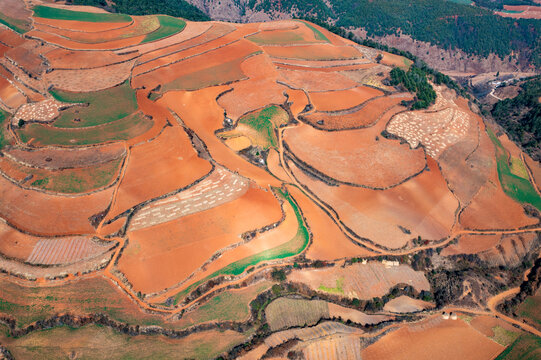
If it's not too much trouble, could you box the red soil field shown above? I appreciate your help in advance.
[45,60,135,92]
[441,234,501,256]
[126,21,214,55]
[132,24,256,78]
[383,295,434,313]
[160,87,282,188]
[267,148,290,181]
[5,44,46,78]
[287,185,377,261]
[37,16,158,44]
[470,315,519,338]
[0,0,31,22]
[262,44,361,60]
[301,93,413,130]
[134,22,232,69]
[5,143,126,170]
[118,185,282,294]
[0,75,26,109]
[107,125,212,220]
[0,221,40,260]
[308,86,383,112]
[132,39,259,90]
[98,216,126,237]
[27,29,145,51]
[184,188,299,286]
[286,88,309,117]
[459,167,538,230]
[284,121,426,188]
[524,155,541,192]
[33,17,133,32]
[380,52,412,69]
[362,316,503,360]
[249,22,324,45]
[289,157,457,249]
[45,48,138,69]
[0,29,25,48]
[277,68,358,91]
[0,173,114,236]
[217,55,287,120]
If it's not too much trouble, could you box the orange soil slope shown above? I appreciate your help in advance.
[118,185,282,294]
[107,125,212,220]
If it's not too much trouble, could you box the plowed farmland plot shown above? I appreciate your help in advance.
[118,185,282,294]
[362,316,504,360]
[26,236,114,265]
[383,296,434,313]
[45,48,138,69]
[45,60,135,92]
[107,125,212,220]
[32,5,132,23]
[302,93,413,130]
[263,44,361,60]
[278,68,358,91]
[288,157,457,249]
[308,86,383,112]
[289,262,430,299]
[300,334,363,360]
[13,99,64,124]
[284,122,426,188]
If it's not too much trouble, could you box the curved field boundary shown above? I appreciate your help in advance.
[170,188,310,305]
[16,112,153,147]
[142,16,186,44]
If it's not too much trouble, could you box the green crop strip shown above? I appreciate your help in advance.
[239,105,283,149]
[172,187,309,305]
[50,80,138,129]
[142,15,186,43]
[0,109,9,150]
[487,128,541,210]
[33,5,132,23]
[318,277,345,295]
[0,14,31,34]
[296,20,329,42]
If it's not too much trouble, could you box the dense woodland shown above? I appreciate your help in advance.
[491,76,541,160]
[70,0,210,21]
[390,67,437,110]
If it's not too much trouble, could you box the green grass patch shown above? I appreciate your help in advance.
[142,15,185,43]
[0,109,10,150]
[50,80,137,129]
[32,5,132,23]
[517,289,541,326]
[509,156,529,179]
[237,105,287,149]
[491,326,520,346]
[495,334,541,360]
[318,277,344,295]
[487,128,541,210]
[296,20,330,42]
[247,31,305,45]
[173,187,309,305]
[27,158,122,194]
[18,112,152,146]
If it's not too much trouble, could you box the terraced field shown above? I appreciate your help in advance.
[0,1,540,358]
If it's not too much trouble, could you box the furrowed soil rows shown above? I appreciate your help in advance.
[308,86,383,112]
[26,236,114,265]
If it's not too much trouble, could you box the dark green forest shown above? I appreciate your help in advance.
[491,76,541,160]
[390,67,437,110]
[250,0,541,67]
[69,0,210,21]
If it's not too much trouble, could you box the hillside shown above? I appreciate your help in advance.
[0,1,541,359]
